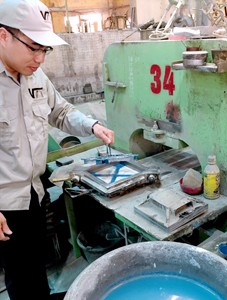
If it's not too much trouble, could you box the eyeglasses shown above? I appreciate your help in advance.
[7,30,53,56]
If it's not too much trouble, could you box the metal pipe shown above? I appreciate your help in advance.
[47,139,104,163]
[65,0,71,33]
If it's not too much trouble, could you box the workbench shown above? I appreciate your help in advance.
[47,147,227,257]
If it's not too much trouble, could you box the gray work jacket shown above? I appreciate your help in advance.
[0,63,97,210]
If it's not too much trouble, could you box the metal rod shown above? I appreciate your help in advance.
[47,139,104,163]
[65,0,71,33]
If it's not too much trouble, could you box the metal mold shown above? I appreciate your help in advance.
[81,161,160,197]
[182,50,208,68]
[134,188,208,232]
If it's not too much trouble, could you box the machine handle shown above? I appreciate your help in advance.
[105,81,127,103]
[105,81,127,87]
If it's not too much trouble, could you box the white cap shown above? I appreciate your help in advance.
[208,155,216,164]
[0,0,68,46]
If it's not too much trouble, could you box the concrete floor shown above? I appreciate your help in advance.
[48,253,89,296]
[0,253,89,299]
[0,99,107,299]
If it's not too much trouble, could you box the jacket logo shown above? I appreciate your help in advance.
[28,88,44,99]
[40,11,50,21]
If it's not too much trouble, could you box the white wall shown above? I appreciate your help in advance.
[133,0,169,25]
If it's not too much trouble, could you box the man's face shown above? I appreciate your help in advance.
[0,28,52,77]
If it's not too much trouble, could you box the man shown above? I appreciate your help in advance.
[0,0,114,299]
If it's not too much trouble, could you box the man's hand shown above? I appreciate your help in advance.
[92,123,114,145]
[0,212,12,241]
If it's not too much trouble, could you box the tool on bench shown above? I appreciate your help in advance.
[64,186,91,198]
[82,144,138,165]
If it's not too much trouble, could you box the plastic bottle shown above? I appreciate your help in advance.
[203,155,220,199]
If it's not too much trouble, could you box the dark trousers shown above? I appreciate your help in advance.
[0,187,50,300]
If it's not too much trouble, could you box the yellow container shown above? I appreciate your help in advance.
[203,155,220,199]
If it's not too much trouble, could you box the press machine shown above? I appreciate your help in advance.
[103,37,227,196]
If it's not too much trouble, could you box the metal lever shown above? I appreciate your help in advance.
[111,82,119,103]
[106,144,112,156]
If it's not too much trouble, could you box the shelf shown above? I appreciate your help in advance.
[172,61,218,73]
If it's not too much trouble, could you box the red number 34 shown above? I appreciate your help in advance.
[150,64,175,96]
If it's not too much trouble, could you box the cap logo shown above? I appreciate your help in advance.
[40,10,50,21]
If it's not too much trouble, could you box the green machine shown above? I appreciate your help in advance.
[103,38,227,196]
